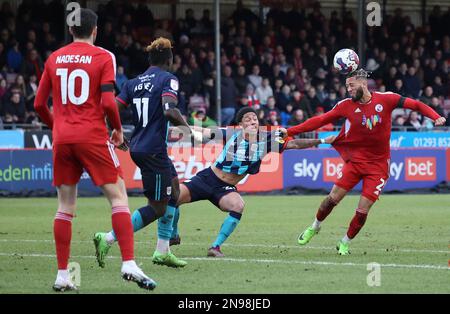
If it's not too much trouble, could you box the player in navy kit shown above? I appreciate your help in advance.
[94,38,191,268]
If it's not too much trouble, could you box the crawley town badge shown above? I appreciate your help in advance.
[375,104,383,112]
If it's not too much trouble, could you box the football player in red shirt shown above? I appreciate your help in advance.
[34,8,155,291]
[284,69,446,255]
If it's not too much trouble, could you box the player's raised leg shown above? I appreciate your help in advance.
[208,192,245,257]
[52,184,77,292]
[101,177,156,290]
[298,185,347,245]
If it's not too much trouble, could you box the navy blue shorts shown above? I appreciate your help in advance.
[182,167,237,208]
[131,152,172,201]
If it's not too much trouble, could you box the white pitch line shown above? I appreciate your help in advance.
[0,252,448,270]
[0,238,448,254]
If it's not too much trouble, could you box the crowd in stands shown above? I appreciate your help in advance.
[0,0,449,131]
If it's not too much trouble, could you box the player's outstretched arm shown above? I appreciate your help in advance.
[162,95,192,135]
[402,98,446,125]
[285,135,336,150]
[287,109,342,137]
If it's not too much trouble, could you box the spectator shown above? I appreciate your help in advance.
[267,110,281,126]
[220,65,239,126]
[280,103,293,126]
[392,79,406,95]
[290,90,313,118]
[247,64,262,89]
[403,66,421,98]
[188,107,217,128]
[116,66,128,91]
[276,84,291,112]
[256,109,267,126]
[271,63,285,86]
[3,92,25,123]
[392,114,406,131]
[242,84,260,109]
[306,87,321,113]
[0,42,6,70]
[315,82,329,104]
[404,111,422,131]
[6,40,22,72]
[23,74,37,111]
[255,77,273,106]
[322,90,339,112]
[0,77,7,100]
[234,65,250,95]
[419,86,434,105]
[288,109,306,126]
[432,76,447,97]
[428,97,445,118]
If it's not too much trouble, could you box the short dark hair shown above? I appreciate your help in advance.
[146,37,173,66]
[70,8,98,39]
[235,107,257,123]
[347,68,370,80]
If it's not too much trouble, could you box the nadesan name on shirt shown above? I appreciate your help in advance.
[55,55,93,64]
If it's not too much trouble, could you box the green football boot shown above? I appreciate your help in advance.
[336,240,350,255]
[152,251,187,268]
[93,232,111,268]
[297,226,320,245]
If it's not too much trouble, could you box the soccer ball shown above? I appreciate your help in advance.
[333,49,360,75]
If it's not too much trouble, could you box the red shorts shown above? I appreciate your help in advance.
[334,160,390,202]
[53,142,123,187]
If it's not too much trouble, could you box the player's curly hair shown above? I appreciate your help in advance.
[146,37,173,66]
[347,68,371,80]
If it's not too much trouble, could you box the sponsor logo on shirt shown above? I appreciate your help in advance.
[170,79,179,91]
[375,104,383,112]
[362,114,382,130]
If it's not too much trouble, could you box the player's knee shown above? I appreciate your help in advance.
[229,199,245,213]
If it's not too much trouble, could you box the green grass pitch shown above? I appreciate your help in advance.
[0,194,448,294]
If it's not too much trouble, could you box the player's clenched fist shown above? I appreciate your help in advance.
[110,128,124,147]
[434,117,446,126]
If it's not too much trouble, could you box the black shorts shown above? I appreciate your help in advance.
[182,167,237,208]
[131,152,172,201]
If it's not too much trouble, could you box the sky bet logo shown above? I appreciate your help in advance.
[293,157,437,182]
[405,157,436,181]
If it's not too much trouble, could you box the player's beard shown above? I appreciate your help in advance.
[351,87,364,102]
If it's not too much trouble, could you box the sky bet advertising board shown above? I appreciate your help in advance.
[282,148,449,192]
[0,148,448,194]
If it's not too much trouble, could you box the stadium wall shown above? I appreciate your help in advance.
[0,147,448,196]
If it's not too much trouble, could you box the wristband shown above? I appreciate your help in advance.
[320,138,325,144]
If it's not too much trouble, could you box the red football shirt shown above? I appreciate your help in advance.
[37,42,116,144]
[288,92,440,163]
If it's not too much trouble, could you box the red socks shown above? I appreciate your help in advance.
[111,206,134,261]
[347,210,368,239]
[54,212,73,270]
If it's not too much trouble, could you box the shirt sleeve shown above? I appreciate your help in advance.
[162,74,179,101]
[116,80,130,107]
[100,52,116,86]
[380,92,402,112]
[287,102,345,136]
[34,65,54,129]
